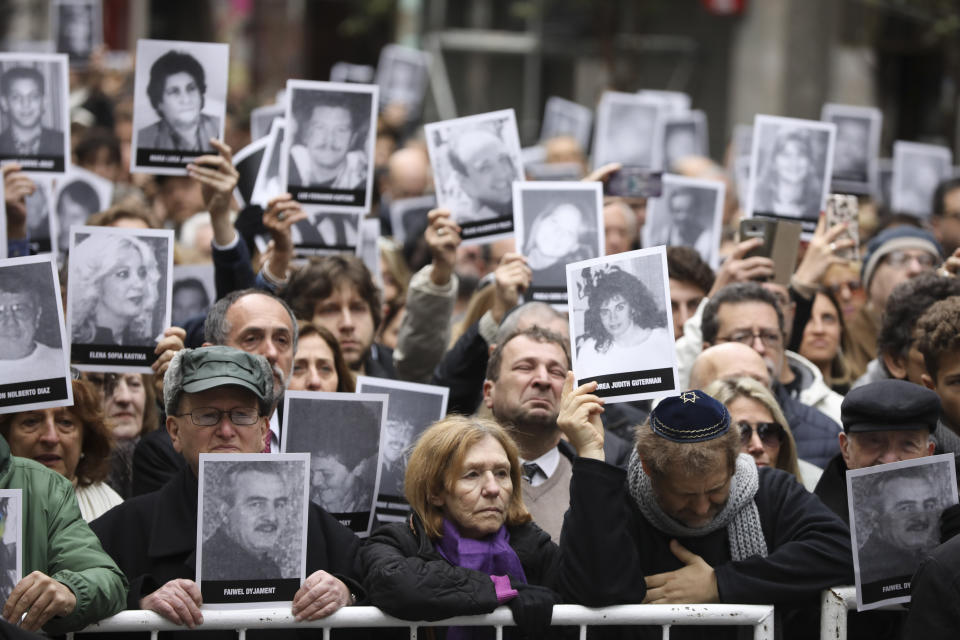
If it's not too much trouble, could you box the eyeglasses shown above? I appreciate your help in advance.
[824,280,863,297]
[738,421,784,447]
[175,407,261,427]
[0,302,34,320]
[719,329,782,349]
[882,251,937,270]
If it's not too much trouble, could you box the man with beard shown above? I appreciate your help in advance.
[448,128,517,222]
[201,464,288,580]
[288,92,367,190]
[0,67,64,157]
[134,289,298,495]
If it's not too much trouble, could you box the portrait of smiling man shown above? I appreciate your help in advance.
[0,64,65,157]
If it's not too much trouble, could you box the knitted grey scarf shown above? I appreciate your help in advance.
[627,451,768,560]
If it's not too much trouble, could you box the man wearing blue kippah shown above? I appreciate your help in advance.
[555,375,852,639]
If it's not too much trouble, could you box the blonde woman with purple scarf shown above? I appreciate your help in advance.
[361,415,562,639]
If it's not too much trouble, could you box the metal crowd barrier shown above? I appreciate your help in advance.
[819,585,908,640]
[70,603,776,639]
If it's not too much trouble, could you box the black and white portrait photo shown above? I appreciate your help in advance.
[197,454,309,607]
[356,376,449,506]
[130,39,229,174]
[847,454,958,610]
[376,44,430,121]
[643,174,725,268]
[249,103,284,141]
[51,0,102,68]
[513,181,604,308]
[0,53,69,173]
[747,115,836,234]
[539,96,593,151]
[231,135,268,208]
[282,391,386,533]
[636,89,691,115]
[891,141,953,218]
[291,209,361,256]
[592,91,662,169]
[425,109,524,243]
[653,110,708,172]
[53,167,112,256]
[387,194,436,245]
[22,174,55,256]
[171,264,214,327]
[67,226,173,372]
[566,246,678,403]
[821,103,881,195]
[250,118,285,208]
[281,80,377,212]
[0,256,72,413]
[0,490,21,604]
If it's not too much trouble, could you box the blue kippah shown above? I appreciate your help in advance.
[650,390,731,443]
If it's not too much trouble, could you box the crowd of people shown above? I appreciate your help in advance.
[2,37,960,640]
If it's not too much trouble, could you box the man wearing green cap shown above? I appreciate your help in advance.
[554,377,852,638]
[92,346,363,632]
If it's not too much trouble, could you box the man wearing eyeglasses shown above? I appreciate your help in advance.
[0,271,64,385]
[845,227,942,379]
[91,346,364,631]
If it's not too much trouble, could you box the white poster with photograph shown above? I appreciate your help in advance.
[250,103,284,141]
[67,226,174,373]
[232,135,269,209]
[746,114,836,236]
[357,217,381,288]
[388,194,436,245]
[376,44,430,120]
[282,391,387,534]
[280,80,377,213]
[53,166,113,256]
[847,454,958,611]
[329,62,375,84]
[0,175,5,259]
[652,110,708,172]
[0,255,73,413]
[425,109,524,244]
[171,264,215,327]
[821,103,881,196]
[290,208,361,256]
[356,377,449,521]
[130,40,229,176]
[0,489,21,604]
[250,118,285,208]
[513,181,603,309]
[539,96,593,151]
[197,453,309,609]
[891,141,953,218]
[51,0,102,68]
[643,174,725,268]
[21,173,55,256]
[0,53,69,174]
[592,91,662,170]
[635,89,691,115]
[566,246,678,404]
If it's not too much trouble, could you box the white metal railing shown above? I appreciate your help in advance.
[70,603,776,639]
[819,585,908,640]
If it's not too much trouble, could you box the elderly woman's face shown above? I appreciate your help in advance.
[7,408,83,481]
[534,204,580,258]
[100,246,149,318]
[158,71,202,130]
[105,374,147,440]
[774,139,811,186]
[433,435,513,539]
[599,294,632,339]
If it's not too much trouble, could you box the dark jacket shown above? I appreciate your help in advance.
[902,534,960,639]
[560,458,853,640]
[361,514,558,622]
[200,526,282,581]
[91,466,364,639]
[431,320,489,415]
[773,383,841,469]
[0,126,64,156]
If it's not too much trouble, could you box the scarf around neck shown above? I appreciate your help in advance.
[434,518,528,584]
[627,451,768,561]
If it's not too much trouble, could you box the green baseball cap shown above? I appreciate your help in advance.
[179,346,272,412]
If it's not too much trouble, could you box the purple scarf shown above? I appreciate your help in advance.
[434,518,527,640]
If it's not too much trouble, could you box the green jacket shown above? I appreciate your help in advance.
[0,435,127,633]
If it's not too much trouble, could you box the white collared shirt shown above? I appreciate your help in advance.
[520,446,560,487]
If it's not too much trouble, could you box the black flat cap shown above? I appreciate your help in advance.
[840,380,941,434]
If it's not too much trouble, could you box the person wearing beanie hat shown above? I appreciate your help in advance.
[90,346,364,631]
[845,226,942,379]
[555,379,852,638]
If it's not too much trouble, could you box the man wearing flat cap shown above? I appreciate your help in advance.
[91,346,364,635]
[555,376,851,639]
